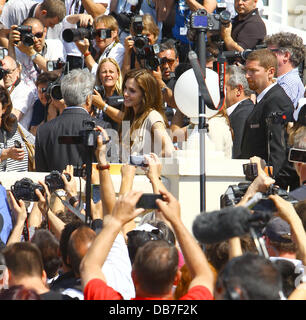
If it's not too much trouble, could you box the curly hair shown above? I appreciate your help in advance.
[264,32,305,67]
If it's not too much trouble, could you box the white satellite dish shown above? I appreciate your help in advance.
[174,68,221,123]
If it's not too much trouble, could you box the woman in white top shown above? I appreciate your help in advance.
[120,68,175,162]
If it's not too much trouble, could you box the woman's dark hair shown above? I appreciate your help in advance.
[0,85,16,132]
[0,285,41,300]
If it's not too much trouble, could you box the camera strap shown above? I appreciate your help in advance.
[2,130,7,171]
[54,191,85,223]
[28,3,38,19]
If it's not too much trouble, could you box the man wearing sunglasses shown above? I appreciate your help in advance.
[0,55,36,130]
[8,17,66,88]
[152,39,180,123]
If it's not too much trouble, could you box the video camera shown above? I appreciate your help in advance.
[221,44,268,62]
[62,22,112,43]
[58,120,109,149]
[131,16,161,71]
[16,25,35,47]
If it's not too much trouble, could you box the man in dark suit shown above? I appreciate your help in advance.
[225,65,254,158]
[35,69,111,172]
[240,49,299,190]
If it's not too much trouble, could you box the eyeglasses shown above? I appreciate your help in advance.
[160,57,176,66]
[3,66,17,75]
[32,32,44,38]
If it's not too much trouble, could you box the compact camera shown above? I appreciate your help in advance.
[11,178,44,202]
[129,155,148,167]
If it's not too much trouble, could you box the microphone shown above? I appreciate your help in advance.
[192,205,273,244]
[193,206,252,244]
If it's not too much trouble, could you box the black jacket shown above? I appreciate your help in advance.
[229,98,254,159]
[35,107,111,172]
[240,84,299,190]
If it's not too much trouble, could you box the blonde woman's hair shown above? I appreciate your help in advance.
[94,14,120,43]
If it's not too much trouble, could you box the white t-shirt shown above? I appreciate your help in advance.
[15,38,67,87]
[10,81,37,130]
[91,40,125,74]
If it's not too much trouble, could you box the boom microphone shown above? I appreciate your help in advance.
[192,206,273,244]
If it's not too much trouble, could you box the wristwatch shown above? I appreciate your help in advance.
[103,104,109,113]
[69,196,79,207]
[30,52,39,61]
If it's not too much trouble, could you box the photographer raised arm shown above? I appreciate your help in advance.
[186,0,217,13]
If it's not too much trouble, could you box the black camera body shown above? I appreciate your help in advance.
[132,16,150,52]
[94,84,106,98]
[46,77,62,100]
[16,25,34,47]
[58,120,109,149]
[266,111,294,125]
[45,170,71,192]
[243,163,258,181]
[11,178,44,202]
[62,24,94,43]
[189,9,231,32]
[0,67,9,80]
[111,11,135,33]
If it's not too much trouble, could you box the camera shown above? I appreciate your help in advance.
[136,194,163,209]
[16,25,34,47]
[46,77,62,100]
[14,140,22,148]
[106,95,124,107]
[111,11,135,33]
[243,163,258,181]
[132,16,149,51]
[11,178,44,202]
[58,120,109,148]
[62,23,94,43]
[266,111,294,125]
[222,44,267,62]
[47,59,66,72]
[129,155,148,167]
[73,165,86,178]
[189,8,231,33]
[288,148,306,164]
[45,170,71,192]
[0,67,8,80]
[94,84,106,98]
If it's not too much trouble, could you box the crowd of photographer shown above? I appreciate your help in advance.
[0,0,305,301]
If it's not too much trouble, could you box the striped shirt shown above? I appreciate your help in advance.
[0,129,28,172]
[277,68,305,109]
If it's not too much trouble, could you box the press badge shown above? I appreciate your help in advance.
[180,27,187,35]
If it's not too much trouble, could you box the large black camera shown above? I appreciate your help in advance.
[58,120,109,149]
[46,77,62,100]
[111,11,135,33]
[11,178,44,202]
[62,24,95,43]
[45,170,71,192]
[94,85,124,107]
[189,8,231,33]
[132,16,149,51]
[16,25,34,47]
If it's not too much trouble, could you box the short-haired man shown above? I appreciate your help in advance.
[0,55,36,130]
[2,242,73,299]
[8,17,66,87]
[80,188,214,300]
[264,32,305,109]
[221,0,266,51]
[35,68,111,172]
[225,65,254,158]
[240,49,299,190]
[0,0,66,48]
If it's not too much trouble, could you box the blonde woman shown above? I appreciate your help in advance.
[92,57,123,130]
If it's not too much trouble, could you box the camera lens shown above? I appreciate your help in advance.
[51,84,62,100]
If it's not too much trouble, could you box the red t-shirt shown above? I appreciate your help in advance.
[84,278,214,300]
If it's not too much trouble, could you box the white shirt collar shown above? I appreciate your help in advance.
[226,98,248,116]
[257,82,277,103]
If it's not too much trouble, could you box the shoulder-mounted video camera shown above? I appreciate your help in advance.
[11,178,45,202]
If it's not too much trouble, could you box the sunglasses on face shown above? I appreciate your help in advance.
[160,57,176,66]
[32,32,44,39]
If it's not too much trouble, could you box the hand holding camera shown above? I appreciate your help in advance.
[62,165,78,198]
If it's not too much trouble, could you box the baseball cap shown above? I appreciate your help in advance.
[264,217,292,243]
